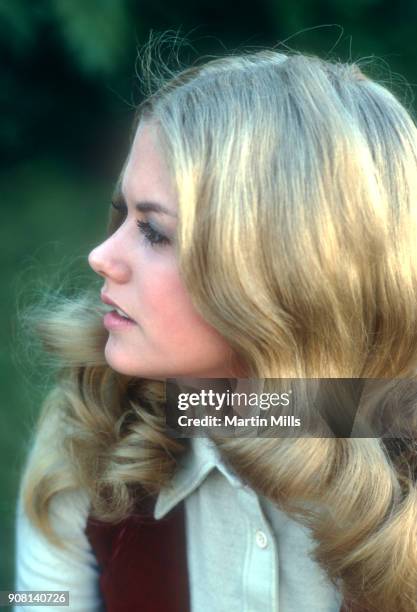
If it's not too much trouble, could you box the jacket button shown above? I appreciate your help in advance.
[255,529,268,549]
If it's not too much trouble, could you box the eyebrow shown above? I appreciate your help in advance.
[112,185,177,218]
[135,201,177,217]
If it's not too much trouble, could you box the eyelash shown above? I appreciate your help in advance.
[111,200,169,247]
[136,220,170,247]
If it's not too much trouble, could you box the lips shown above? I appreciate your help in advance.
[101,292,135,322]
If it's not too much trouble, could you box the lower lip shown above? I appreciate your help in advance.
[103,310,137,330]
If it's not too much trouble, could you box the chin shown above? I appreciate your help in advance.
[104,343,136,376]
[103,343,165,379]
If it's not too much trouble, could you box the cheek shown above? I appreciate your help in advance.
[140,264,229,351]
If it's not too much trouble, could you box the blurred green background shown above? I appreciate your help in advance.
[2,0,417,593]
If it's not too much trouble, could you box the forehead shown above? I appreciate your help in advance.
[121,121,178,213]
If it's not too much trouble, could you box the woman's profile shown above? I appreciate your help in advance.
[15,42,417,612]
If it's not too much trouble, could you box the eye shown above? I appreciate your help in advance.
[136,220,170,247]
[110,199,170,247]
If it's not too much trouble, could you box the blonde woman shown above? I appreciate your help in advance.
[16,47,417,612]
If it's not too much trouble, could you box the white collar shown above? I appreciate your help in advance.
[154,436,243,519]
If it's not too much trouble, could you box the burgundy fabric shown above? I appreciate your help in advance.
[86,499,363,612]
[85,500,190,612]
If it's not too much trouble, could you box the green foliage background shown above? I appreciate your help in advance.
[2,0,416,592]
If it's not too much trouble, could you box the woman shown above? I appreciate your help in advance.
[16,47,417,611]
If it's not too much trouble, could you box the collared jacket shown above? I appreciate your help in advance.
[16,437,343,611]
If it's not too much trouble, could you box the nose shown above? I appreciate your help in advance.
[88,236,131,283]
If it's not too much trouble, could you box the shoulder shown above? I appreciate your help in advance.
[15,489,102,611]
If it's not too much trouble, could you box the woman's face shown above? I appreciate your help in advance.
[88,121,240,379]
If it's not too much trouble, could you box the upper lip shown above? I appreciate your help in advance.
[100,292,134,321]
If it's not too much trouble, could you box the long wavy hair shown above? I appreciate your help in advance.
[20,45,417,611]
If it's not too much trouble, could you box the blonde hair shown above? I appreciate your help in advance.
[21,47,417,611]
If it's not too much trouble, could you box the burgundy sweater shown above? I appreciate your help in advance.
[85,501,361,612]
